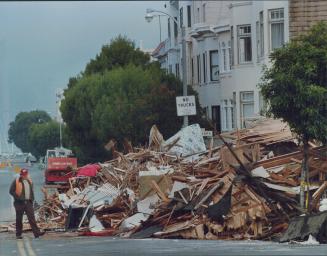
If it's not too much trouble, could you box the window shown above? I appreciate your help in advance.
[230,26,234,67]
[232,92,236,129]
[197,8,200,23]
[240,91,254,128]
[269,8,284,50]
[202,4,206,22]
[223,49,227,71]
[179,7,183,28]
[256,21,259,60]
[169,65,172,74]
[168,18,171,38]
[203,52,206,83]
[231,100,235,129]
[256,11,264,60]
[175,63,180,78]
[174,16,178,38]
[209,50,219,81]
[197,55,201,84]
[238,25,252,63]
[223,100,228,131]
[191,57,194,81]
[228,41,232,70]
[221,42,227,72]
[187,6,191,27]
[222,99,235,131]
[260,11,264,56]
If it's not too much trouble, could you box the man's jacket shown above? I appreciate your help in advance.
[9,177,35,202]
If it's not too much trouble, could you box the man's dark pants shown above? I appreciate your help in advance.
[14,200,40,237]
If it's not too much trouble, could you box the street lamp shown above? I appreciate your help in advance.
[145,13,165,43]
[145,8,188,127]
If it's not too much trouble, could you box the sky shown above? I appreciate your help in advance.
[0,1,168,152]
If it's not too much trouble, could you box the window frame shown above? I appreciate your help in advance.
[203,52,207,83]
[187,5,191,27]
[191,57,194,81]
[237,24,252,64]
[259,11,264,57]
[269,8,285,51]
[228,41,232,70]
[230,26,234,67]
[197,7,200,23]
[174,16,178,38]
[197,54,201,84]
[221,42,228,73]
[202,3,206,23]
[175,63,180,78]
[179,7,183,28]
[209,50,219,81]
[168,18,171,38]
[240,91,255,128]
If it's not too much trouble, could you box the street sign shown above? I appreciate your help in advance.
[176,96,196,116]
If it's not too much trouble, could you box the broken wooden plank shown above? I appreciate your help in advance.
[151,180,169,202]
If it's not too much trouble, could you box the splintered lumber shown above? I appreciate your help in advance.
[312,181,327,207]
[194,181,224,210]
[32,120,327,242]
[151,180,169,202]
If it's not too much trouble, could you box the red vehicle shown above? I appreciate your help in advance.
[44,148,77,184]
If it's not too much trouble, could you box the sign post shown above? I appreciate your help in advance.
[176,96,196,117]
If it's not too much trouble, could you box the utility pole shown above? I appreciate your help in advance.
[181,26,188,127]
[145,9,189,128]
[56,89,63,148]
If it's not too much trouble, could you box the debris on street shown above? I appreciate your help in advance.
[14,119,327,242]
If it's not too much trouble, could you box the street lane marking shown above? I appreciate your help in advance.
[23,237,37,256]
[17,240,27,256]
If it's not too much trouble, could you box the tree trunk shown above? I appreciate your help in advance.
[300,139,309,211]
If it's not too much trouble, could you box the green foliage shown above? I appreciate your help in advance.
[259,22,327,144]
[8,110,51,153]
[8,111,67,158]
[28,121,61,159]
[62,65,208,163]
[84,35,150,75]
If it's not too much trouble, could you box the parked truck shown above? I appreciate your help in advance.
[44,147,77,184]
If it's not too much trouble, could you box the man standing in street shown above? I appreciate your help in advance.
[9,168,45,239]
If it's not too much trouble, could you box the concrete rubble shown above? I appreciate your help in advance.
[7,119,327,243]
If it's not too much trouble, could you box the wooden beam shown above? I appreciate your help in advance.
[151,180,169,202]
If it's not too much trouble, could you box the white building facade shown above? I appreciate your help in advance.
[152,0,289,132]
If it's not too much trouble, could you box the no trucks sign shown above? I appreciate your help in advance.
[176,96,196,116]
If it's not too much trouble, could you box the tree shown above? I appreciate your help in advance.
[259,22,327,209]
[84,35,151,75]
[28,120,62,159]
[61,64,209,163]
[8,111,51,153]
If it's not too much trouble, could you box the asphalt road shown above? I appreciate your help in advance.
[2,233,327,256]
[1,163,327,256]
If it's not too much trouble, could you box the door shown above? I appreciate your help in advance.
[211,105,221,133]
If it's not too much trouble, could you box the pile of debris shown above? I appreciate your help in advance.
[35,119,327,242]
